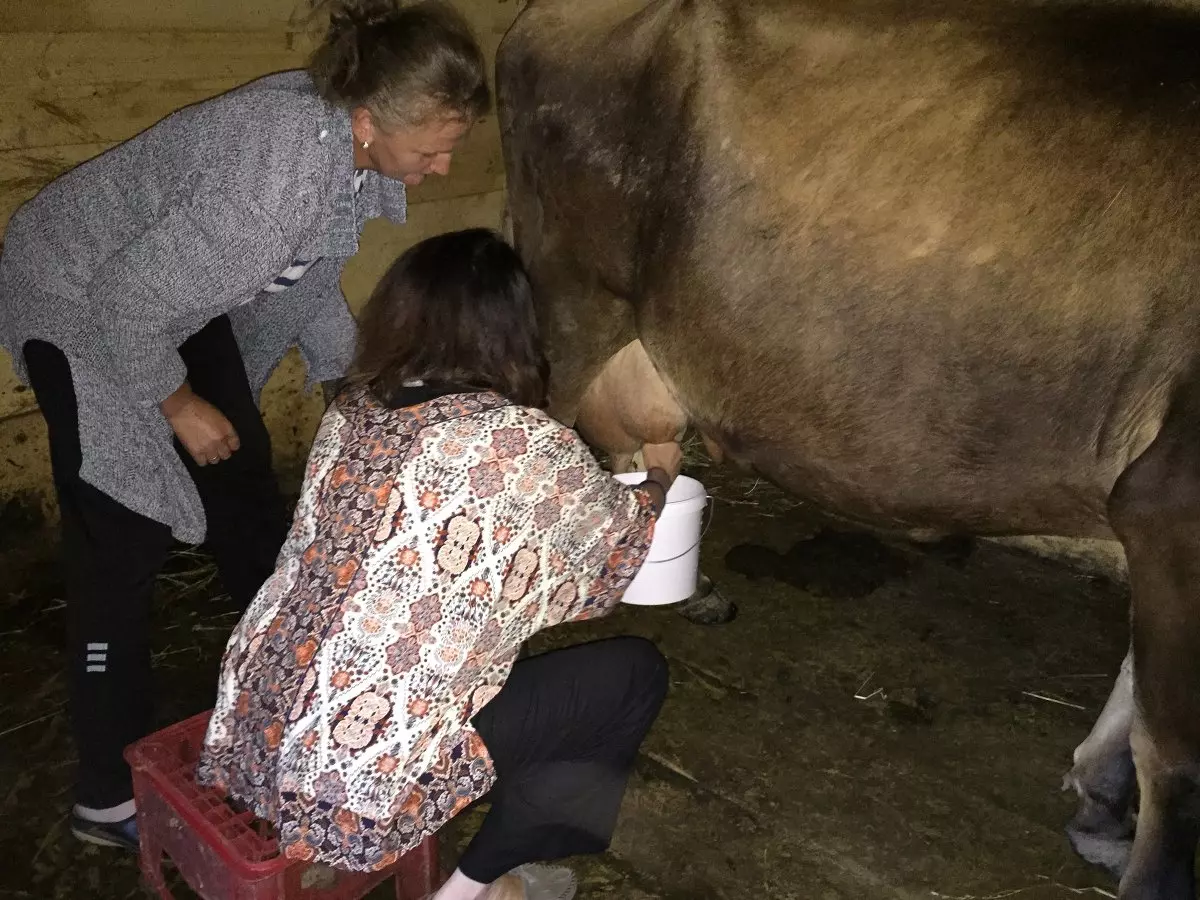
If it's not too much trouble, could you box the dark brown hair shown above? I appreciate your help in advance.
[308,0,491,129]
[347,228,548,408]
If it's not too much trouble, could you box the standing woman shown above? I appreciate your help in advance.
[0,0,488,850]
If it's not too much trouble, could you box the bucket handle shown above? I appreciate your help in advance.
[647,494,714,565]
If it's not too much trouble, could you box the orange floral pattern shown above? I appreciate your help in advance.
[197,386,656,871]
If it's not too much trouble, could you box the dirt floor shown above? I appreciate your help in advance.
[0,458,1132,899]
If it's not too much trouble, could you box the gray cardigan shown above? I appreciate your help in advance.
[0,71,407,543]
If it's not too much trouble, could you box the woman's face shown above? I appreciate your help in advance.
[353,108,472,186]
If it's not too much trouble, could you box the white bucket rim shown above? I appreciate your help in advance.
[613,472,707,515]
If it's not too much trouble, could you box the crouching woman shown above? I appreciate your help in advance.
[198,228,680,900]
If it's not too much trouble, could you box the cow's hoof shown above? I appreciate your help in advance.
[676,574,738,625]
[1065,790,1135,880]
[914,533,975,569]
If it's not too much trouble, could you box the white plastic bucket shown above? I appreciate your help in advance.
[613,472,710,606]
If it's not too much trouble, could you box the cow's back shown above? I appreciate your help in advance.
[499,0,1200,538]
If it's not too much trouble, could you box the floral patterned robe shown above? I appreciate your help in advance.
[196,386,657,871]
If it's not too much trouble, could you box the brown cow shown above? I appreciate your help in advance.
[497,0,1200,896]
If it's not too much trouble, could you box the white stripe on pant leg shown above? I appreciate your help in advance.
[86,665,106,672]
[86,653,106,662]
[86,643,108,651]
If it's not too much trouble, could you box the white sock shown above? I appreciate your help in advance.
[432,867,489,900]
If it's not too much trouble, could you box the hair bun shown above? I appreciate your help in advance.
[325,0,398,31]
[308,0,491,127]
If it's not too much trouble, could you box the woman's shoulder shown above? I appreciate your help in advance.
[189,71,338,159]
[402,397,588,459]
[480,401,579,441]
[495,401,556,426]
[217,71,330,121]
[338,392,588,464]
[14,72,336,225]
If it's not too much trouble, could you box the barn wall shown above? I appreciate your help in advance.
[0,0,517,534]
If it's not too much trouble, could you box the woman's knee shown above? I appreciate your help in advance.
[611,636,669,706]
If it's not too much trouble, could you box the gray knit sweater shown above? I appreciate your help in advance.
[0,71,407,543]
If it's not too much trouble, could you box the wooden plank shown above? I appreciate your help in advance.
[2,0,314,33]
[0,409,54,517]
[1,2,517,89]
[0,360,38,422]
[0,0,518,35]
[0,0,520,225]
[0,0,520,149]
[0,24,510,95]
[0,29,516,154]
[0,78,263,151]
[0,143,114,233]
[0,31,317,153]
[0,32,314,91]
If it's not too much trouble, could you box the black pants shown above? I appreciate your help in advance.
[23,316,290,810]
[463,637,669,883]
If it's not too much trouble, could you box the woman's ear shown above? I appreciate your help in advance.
[350,106,377,147]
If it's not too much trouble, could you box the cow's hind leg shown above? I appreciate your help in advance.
[1063,647,1136,878]
[1107,372,1200,900]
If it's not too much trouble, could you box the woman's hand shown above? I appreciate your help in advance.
[161,383,240,466]
[639,441,683,515]
[641,441,683,483]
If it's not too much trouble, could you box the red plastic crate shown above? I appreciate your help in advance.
[124,711,440,900]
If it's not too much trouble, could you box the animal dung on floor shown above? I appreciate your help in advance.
[724,529,911,599]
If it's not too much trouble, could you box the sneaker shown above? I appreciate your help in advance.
[508,864,576,900]
[483,874,526,900]
[70,812,139,852]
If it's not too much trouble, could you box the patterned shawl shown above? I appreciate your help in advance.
[197,385,657,871]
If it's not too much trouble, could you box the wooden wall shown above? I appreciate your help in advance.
[0,0,518,527]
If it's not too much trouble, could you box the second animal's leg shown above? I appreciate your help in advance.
[1063,648,1137,878]
[1107,369,1200,900]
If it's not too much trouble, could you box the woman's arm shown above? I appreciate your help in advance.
[88,99,331,409]
[160,382,241,465]
[294,260,358,403]
[226,257,357,412]
[638,441,684,515]
[87,189,309,464]
[639,466,671,515]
